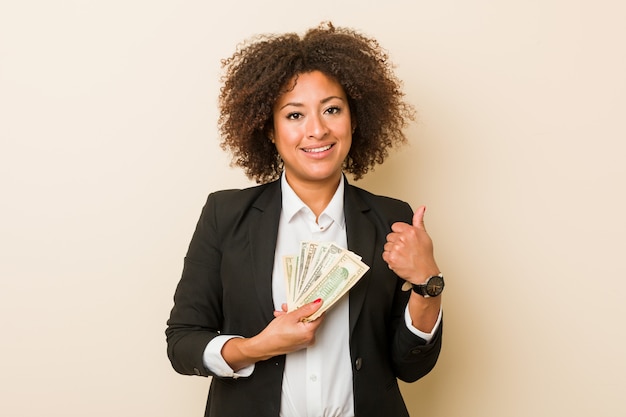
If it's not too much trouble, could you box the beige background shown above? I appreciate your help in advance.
[1,1,624,416]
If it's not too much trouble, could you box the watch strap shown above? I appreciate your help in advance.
[411,273,444,297]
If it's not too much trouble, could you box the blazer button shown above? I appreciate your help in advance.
[355,357,363,371]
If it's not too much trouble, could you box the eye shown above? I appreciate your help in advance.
[286,112,302,120]
[325,106,341,115]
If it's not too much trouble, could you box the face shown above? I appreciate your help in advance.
[271,71,353,190]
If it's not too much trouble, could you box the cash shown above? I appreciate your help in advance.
[282,241,370,321]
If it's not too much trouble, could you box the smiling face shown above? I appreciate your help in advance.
[271,71,353,192]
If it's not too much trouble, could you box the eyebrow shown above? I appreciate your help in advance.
[278,96,345,111]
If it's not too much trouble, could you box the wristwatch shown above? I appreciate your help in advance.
[411,273,445,298]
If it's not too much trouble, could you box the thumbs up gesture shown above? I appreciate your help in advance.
[382,206,440,284]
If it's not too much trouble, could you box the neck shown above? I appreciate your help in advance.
[285,173,342,219]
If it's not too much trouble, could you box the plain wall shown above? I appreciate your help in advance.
[1,1,624,416]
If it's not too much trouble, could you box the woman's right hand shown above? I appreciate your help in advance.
[221,299,325,372]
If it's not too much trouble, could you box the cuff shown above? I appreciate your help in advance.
[202,335,255,378]
[404,306,443,343]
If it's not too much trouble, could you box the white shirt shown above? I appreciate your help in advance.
[203,174,441,417]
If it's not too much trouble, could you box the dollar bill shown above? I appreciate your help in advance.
[298,242,344,297]
[282,255,297,308]
[282,241,370,321]
[296,251,368,320]
[297,241,320,295]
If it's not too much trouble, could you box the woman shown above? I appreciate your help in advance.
[166,22,444,417]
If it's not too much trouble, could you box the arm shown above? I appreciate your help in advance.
[166,192,326,376]
[203,300,325,375]
[220,301,324,372]
[165,194,225,377]
[383,205,444,382]
[383,206,442,332]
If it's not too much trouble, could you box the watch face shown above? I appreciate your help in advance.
[426,276,445,297]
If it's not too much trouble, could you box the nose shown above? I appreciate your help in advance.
[306,114,328,140]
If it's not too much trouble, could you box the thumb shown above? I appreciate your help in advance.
[273,303,290,318]
[412,206,427,230]
[296,298,323,319]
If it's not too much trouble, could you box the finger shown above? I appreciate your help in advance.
[385,232,398,244]
[382,248,396,270]
[390,222,411,233]
[383,241,395,252]
[303,311,326,324]
[273,302,290,318]
[295,298,323,320]
[412,206,427,230]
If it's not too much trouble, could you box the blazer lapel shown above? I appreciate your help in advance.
[344,184,377,335]
[249,180,282,323]
[247,180,378,327]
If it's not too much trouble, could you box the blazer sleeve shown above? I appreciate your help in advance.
[391,308,443,382]
[384,200,443,382]
[165,192,225,377]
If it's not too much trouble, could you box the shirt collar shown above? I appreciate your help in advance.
[281,173,346,229]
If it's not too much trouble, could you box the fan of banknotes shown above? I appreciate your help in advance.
[282,241,370,321]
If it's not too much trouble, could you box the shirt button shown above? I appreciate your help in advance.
[310,374,317,382]
[355,357,363,371]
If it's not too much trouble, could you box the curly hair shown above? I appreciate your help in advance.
[218,22,415,184]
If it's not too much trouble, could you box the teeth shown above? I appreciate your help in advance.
[303,144,332,153]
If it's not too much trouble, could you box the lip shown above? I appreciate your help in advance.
[300,143,335,158]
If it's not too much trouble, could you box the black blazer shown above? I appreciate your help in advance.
[166,179,442,417]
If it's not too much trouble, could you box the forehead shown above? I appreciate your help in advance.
[277,71,347,102]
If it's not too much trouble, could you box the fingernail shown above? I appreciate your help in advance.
[314,298,322,303]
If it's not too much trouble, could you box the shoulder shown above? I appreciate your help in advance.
[347,183,412,212]
[201,180,280,224]
[346,183,413,223]
[208,181,277,206]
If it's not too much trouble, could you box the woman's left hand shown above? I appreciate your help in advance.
[382,205,440,284]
